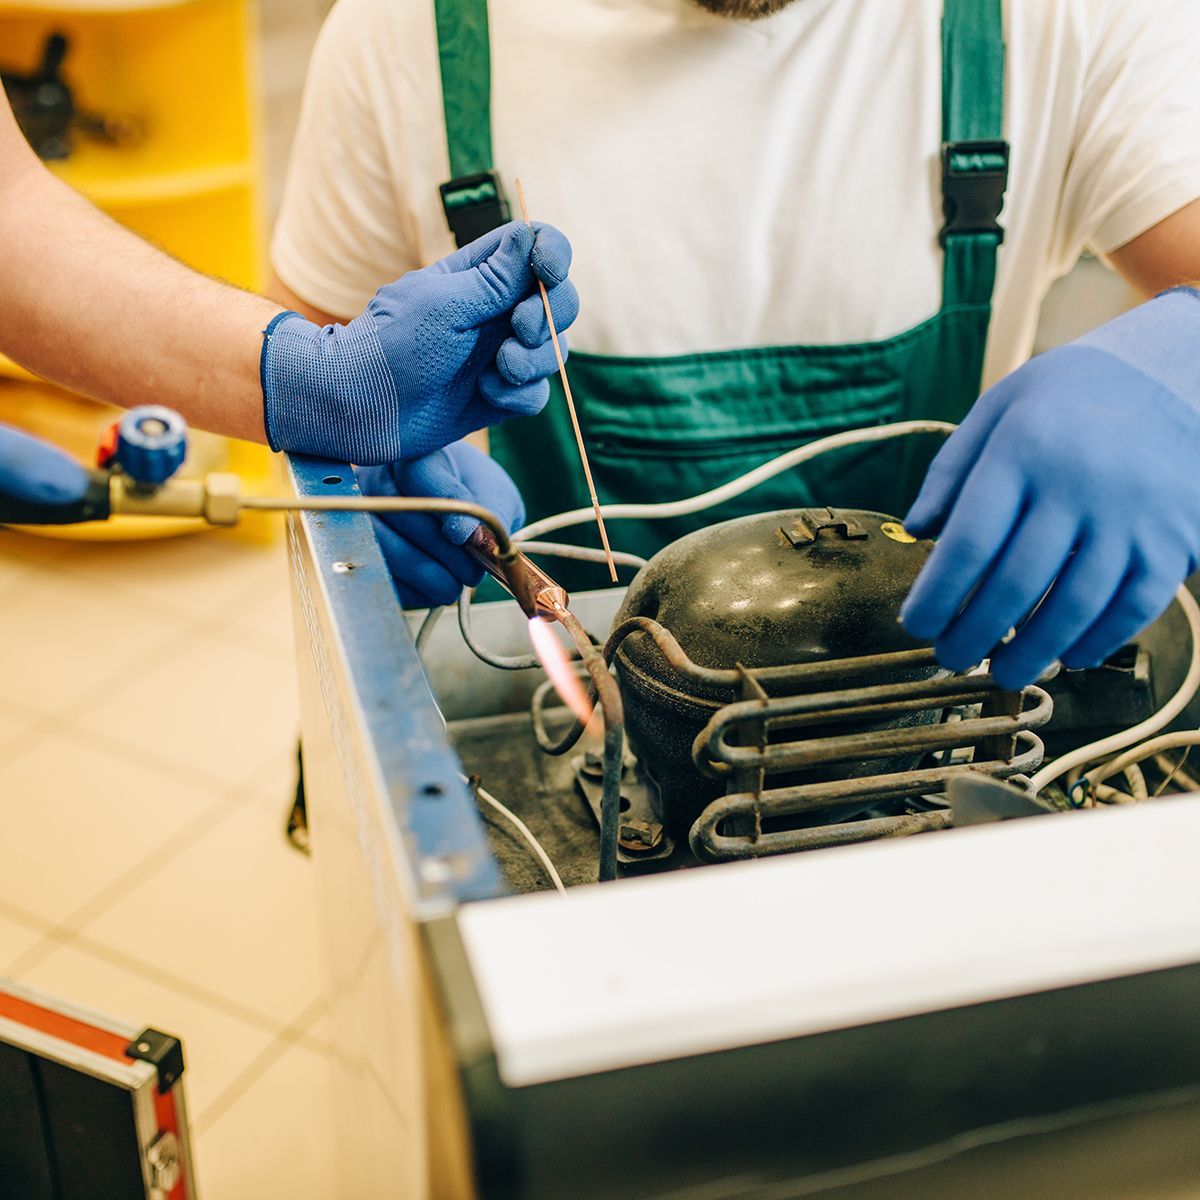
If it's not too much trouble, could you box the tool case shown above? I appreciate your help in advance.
[0,979,195,1200]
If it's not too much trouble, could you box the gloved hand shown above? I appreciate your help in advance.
[356,441,525,609]
[901,287,1200,691]
[262,220,578,465]
[0,423,89,505]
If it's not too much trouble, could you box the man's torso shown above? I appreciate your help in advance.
[275,0,1200,386]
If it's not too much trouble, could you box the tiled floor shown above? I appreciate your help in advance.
[0,521,340,1198]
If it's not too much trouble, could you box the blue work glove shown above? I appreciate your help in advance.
[901,287,1200,691]
[0,423,89,505]
[262,221,578,465]
[356,441,525,609]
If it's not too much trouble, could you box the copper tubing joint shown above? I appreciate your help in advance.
[467,526,569,621]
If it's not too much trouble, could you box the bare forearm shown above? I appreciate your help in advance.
[1109,197,1200,299]
[0,104,281,442]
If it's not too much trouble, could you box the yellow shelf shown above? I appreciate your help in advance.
[119,187,261,287]
[2,1,198,12]
[0,4,255,168]
[0,0,267,540]
[53,145,254,206]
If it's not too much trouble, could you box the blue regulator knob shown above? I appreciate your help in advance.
[115,406,188,486]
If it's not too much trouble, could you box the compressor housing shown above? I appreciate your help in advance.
[606,507,1051,862]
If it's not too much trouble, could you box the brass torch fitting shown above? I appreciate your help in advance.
[108,473,243,526]
[467,526,569,620]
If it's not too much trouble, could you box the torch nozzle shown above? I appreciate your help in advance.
[467,526,570,622]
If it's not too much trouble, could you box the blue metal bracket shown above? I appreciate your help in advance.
[287,455,505,910]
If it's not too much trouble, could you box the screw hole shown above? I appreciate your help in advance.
[322,474,343,485]
[422,783,444,798]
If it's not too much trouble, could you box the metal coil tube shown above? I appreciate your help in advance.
[690,731,1045,861]
[694,685,1053,778]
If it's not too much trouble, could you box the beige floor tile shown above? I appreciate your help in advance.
[242,744,299,791]
[294,998,332,1055]
[0,732,220,927]
[53,532,288,626]
[0,909,52,970]
[0,562,194,718]
[195,1040,339,1200]
[0,701,41,756]
[243,785,296,840]
[0,550,49,606]
[75,625,300,790]
[78,803,323,1032]
[238,746,299,820]
[222,554,296,657]
[12,941,278,1121]
[0,528,73,567]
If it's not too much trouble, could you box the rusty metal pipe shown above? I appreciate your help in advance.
[691,807,954,862]
[537,617,693,756]
[755,691,1004,732]
[688,733,1044,861]
[604,618,942,692]
[702,733,1044,819]
[715,672,1009,719]
[557,608,625,882]
[694,686,1052,777]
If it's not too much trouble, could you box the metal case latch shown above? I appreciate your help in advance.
[126,1027,185,1094]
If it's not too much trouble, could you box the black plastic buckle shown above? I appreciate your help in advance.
[939,139,1010,247]
[439,171,511,249]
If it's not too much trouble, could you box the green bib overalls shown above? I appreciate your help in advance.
[435,0,1009,580]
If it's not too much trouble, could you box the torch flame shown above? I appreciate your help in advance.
[528,617,594,725]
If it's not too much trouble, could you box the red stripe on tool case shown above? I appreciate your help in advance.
[0,990,134,1062]
[0,990,194,1199]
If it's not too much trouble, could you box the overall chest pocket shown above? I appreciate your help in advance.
[574,347,909,447]
[570,345,916,527]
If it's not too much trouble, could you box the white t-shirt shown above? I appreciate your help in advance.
[271,0,1200,389]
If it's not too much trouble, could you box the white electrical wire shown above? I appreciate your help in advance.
[1154,751,1200,793]
[1085,732,1200,793]
[1120,762,1149,803]
[513,420,957,542]
[467,775,566,894]
[519,541,649,571]
[399,416,1198,818]
[1028,585,1200,795]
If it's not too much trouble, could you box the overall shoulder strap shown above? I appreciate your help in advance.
[940,0,1009,308]
[434,0,510,246]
